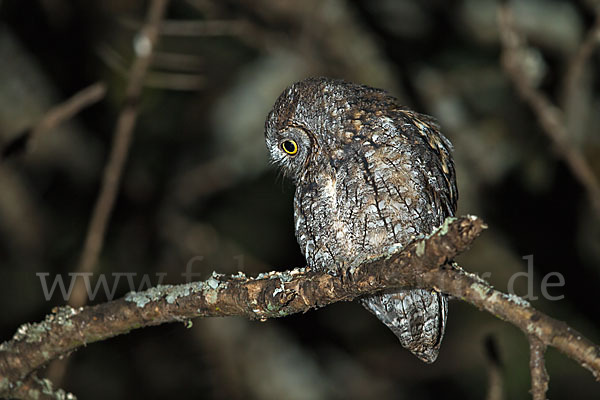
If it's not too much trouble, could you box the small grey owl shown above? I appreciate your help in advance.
[265,77,457,363]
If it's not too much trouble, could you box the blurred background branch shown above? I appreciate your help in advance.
[72,0,169,310]
[498,1,600,216]
[1,81,106,160]
[484,335,504,400]
[43,0,170,389]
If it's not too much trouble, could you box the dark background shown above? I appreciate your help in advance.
[1,0,599,399]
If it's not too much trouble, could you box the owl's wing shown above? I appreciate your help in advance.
[395,109,458,217]
[358,108,456,362]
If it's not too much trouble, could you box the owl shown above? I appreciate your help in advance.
[264,77,457,363]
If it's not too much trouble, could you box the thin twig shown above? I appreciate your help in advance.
[561,10,600,111]
[560,8,600,143]
[44,0,171,389]
[72,0,170,307]
[529,336,549,400]
[29,82,107,149]
[117,16,248,36]
[1,215,600,400]
[1,82,106,159]
[96,42,204,91]
[151,51,204,72]
[437,266,600,383]
[484,335,504,400]
[497,2,600,217]
[144,71,204,90]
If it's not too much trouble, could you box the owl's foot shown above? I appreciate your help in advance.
[326,262,344,277]
[326,261,356,283]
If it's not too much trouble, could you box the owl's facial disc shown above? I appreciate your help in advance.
[267,126,312,180]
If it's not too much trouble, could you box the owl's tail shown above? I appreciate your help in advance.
[360,289,448,363]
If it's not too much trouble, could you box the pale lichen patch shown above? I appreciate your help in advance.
[415,240,426,257]
[205,288,218,305]
[526,323,544,338]
[437,216,456,236]
[165,283,194,304]
[125,284,172,308]
[289,267,307,275]
[24,376,76,400]
[11,306,81,344]
[206,277,220,290]
[273,286,284,297]
[49,306,78,327]
[385,243,404,259]
[124,276,230,308]
[231,271,247,279]
[470,281,494,299]
[12,323,40,342]
[506,293,531,308]
[462,269,488,285]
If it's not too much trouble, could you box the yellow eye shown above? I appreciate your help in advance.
[281,139,298,155]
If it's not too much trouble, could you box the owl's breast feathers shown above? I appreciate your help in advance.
[294,106,457,272]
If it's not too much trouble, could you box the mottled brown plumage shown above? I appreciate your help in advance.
[265,77,457,362]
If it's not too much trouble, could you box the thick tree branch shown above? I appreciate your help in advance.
[5,375,73,400]
[1,215,599,399]
[0,215,480,397]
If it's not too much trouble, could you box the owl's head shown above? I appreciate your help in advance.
[264,78,324,182]
[264,115,314,182]
[265,77,388,182]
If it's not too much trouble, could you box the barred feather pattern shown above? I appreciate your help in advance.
[265,77,457,363]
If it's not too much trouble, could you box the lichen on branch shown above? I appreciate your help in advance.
[1,215,599,400]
